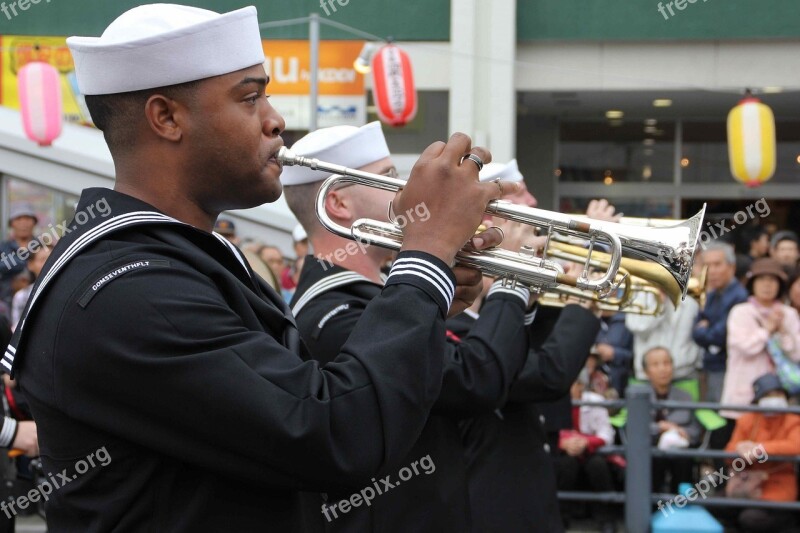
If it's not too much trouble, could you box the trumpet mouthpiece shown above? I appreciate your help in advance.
[277,147,298,166]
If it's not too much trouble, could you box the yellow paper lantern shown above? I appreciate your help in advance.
[727,93,776,188]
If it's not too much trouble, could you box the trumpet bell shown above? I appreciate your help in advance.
[505,203,706,301]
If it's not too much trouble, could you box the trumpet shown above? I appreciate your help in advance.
[277,148,706,299]
[537,276,666,315]
[539,241,681,315]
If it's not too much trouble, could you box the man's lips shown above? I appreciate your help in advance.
[267,144,284,168]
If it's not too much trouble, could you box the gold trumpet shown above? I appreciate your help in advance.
[539,241,679,315]
[277,148,706,299]
[537,276,666,315]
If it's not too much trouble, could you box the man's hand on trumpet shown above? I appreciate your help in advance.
[395,133,519,267]
[448,227,506,317]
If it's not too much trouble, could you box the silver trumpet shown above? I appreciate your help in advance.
[278,147,706,299]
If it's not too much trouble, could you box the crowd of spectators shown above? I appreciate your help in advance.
[554,222,800,532]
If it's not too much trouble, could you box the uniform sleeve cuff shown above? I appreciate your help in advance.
[486,280,529,309]
[0,416,18,448]
[386,251,456,315]
[524,303,538,326]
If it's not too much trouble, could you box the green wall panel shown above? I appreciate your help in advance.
[518,0,800,41]
[0,0,450,40]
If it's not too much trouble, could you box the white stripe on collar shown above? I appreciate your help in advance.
[291,270,376,316]
[212,232,249,272]
[5,211,252,372]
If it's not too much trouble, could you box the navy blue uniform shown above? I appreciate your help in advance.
[291,258,531,532]
[8,188,461,532]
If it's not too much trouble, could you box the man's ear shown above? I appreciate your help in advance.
[143,94,185,142]
[324,190,353,223]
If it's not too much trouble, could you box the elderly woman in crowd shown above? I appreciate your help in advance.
[722,258,800,421]
[720,373,800,532]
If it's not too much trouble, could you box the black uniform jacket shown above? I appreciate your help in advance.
[5,188,460,533]
[453,304,600,533]
[290,258,531,532]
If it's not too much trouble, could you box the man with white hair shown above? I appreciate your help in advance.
[282,124,533,532]
[693,241,748,404]
[7,5,507,531]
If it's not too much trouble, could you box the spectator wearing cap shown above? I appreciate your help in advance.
[214,218,238,245]
[723,258,800,420]
[769,230,800,275]
[721,373,800,532]
[693,242,749,404]
[0,203,39,310]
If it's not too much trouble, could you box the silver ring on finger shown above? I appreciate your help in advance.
[461,153,484,172]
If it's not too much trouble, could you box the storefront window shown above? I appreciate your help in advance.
[558,121,676,184]
[681,120,800,183]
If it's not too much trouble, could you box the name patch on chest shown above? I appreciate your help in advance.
[79,260,170,308]
[313,303,350,339]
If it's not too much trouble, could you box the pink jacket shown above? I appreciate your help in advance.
[722,299,800,418]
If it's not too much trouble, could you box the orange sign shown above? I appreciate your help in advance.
[0,36,366,130]
[262,40,364,96]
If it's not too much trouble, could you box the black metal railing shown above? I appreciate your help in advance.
[558,385,800,533]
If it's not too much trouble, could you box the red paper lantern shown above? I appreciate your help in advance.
[17,62,63,147]
[371,44,417,127]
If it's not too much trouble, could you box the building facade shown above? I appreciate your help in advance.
[1,0,799,238]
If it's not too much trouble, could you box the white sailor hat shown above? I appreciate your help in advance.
[67,4,265,95]
[292,224,308,242]
[478,159,524,183]
[280,122,391,186]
